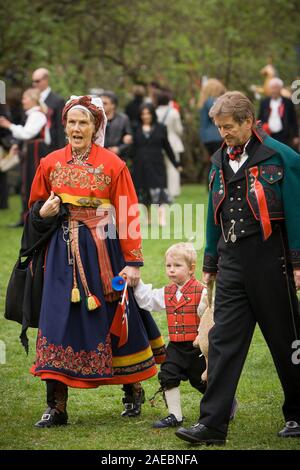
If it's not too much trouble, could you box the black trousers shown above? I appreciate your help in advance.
[199,225,300,434]
[159,341,207,394]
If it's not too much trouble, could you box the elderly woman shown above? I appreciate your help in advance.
[27,95,165,427]
[0,88,49,225]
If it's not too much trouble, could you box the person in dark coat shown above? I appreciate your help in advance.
[176,91,300,445]
[258,77,299,149]
[125,85,146,133]
[100,91,133,161]
[32,68,65,152]
[132,103,181,225]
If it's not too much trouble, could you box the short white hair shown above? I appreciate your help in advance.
[269,77,283,88]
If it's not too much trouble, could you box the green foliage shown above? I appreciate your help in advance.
[1,0,299,183]
[1,0,299,101]
[1,190,300,450]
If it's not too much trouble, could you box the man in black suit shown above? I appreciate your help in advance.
[258,77,299,150]
[32,68,65,151]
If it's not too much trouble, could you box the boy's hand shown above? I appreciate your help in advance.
[193,334,200,348]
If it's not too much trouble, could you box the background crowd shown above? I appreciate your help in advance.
[0,65,299,225]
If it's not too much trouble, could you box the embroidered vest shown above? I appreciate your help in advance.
[164,277,204,342]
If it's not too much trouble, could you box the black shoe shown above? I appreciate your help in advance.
[8,221,24,228]
[175,423,226,445]
[278,421,300,438]
[153,413,183,429]
[121,388,145,417]
[34,407,68,428]
[229,397,238,421]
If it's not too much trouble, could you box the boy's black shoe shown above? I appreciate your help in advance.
[175,423,226,445]
[34,407,68,428]
[153,413,183,428]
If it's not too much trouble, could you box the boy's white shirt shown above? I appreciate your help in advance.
[133,279,207,318]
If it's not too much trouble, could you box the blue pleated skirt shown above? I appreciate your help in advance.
[31,222,165,388]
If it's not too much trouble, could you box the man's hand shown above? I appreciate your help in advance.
[39,191,61,218]
[123,134,133,145]
[202,272,216,285]
[119,266,140,287]
[8,144,19,157]
[293,269,300,290]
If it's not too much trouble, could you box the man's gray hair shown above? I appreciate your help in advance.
[209,91,255,124]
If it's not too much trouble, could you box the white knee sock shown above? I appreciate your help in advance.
[164,387,182,421]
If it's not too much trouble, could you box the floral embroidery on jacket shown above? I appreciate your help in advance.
[49,162,111,191]
[35,330,113,376]
[130,248,143,261]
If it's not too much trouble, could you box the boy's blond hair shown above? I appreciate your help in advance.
[165,242,197,268]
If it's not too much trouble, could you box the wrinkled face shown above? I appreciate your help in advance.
[65,108,95,153]
[165,254,194,286]
[141,108,152,125]
[214,115,253,147]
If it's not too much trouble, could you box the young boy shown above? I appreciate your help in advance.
[134,242,207,428]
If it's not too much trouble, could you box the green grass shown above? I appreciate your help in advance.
[0,189,300,450]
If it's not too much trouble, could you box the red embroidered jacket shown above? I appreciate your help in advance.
[29,143,143,265]
[164,277,204,342]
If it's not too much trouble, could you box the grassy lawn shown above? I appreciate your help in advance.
[0,188,299,451]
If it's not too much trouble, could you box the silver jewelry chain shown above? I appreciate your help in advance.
[220,214,237,243]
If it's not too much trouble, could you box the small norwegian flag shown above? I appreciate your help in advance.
[110,282,129,347]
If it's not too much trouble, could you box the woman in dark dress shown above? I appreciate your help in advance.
[133,103,181,225]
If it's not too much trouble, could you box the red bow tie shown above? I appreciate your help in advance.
[227,145,245,161]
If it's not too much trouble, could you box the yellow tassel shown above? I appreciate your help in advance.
[71,288,81,303]
[86,295,101,311]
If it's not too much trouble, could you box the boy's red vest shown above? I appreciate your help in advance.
[164,276,204,342]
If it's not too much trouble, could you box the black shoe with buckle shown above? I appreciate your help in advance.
[121,388,145,417]
[153,413,183,429]
[278,421,300,438]
[34,407,68,428]
[175,423,226,445]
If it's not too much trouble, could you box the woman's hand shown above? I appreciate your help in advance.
[39,191,61,218]
[0,116,12,129]
[119,266,141,287]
